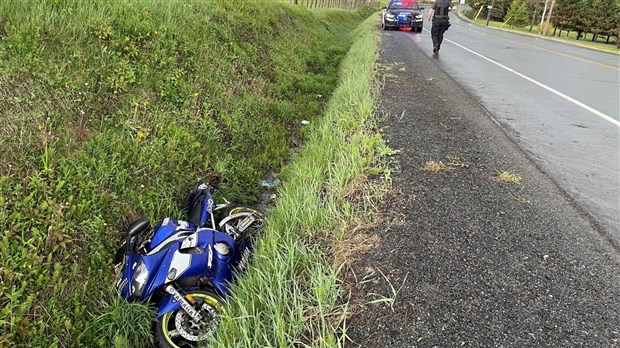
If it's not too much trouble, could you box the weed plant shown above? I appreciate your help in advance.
[0,0,376,346]
[212,13,386,347]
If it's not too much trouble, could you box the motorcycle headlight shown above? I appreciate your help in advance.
[130,261,149,298]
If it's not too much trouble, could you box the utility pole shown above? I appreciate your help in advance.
[485,0,496,26]
[541,0,556,36]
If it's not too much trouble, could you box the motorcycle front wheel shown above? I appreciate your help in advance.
[154,290,225,348]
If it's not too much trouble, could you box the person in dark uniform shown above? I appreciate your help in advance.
[428,0,454,54]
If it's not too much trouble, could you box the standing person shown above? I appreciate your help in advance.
[428,0,454,54]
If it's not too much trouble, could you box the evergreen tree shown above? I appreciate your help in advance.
[506,0,530,27]
[588,0,618,41]
[553,0,588,37]
[493,0,513,21]
[482,0,513,21]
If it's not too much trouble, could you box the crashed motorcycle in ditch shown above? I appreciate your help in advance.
[114,180,265,348]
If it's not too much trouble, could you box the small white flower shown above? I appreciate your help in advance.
[301,120,310,125]
[140,184,145,188]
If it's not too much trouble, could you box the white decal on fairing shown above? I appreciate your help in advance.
[166,250,192,283]
[208,245,213,269]
[180,232,199,250]
[146,232,193,255]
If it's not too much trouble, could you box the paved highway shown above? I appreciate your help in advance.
[403,13,620,244]
[347,18,620,345]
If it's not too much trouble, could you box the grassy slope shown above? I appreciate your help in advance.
[213,13,386,347]
[0,1,378,346]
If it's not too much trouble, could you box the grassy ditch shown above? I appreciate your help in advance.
[213,13,387,347]
[0,1,379,346]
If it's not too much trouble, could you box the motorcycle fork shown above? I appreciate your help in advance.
[164,284,203,322]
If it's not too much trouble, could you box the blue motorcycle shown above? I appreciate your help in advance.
[114,180,265,348]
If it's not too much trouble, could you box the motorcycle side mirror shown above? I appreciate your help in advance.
[127,217,151,238]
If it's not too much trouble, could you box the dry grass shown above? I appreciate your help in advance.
[423,160,451,173]
[333,229,380,269]
[514,195,530,205]
[445,156,468,168]
[423,156,470,173]
[493,171,522,184]
[330,177,388,267]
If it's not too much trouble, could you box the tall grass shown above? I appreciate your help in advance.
[0,1,377,346]
[213,13,387,347]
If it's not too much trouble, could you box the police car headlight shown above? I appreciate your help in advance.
[415,15,423,19]
[130,261,149,298]
[386,14,395,20]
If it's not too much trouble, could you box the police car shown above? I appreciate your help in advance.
[381,0,425,32]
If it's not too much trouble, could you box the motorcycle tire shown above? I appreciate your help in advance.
[154,290,225,348]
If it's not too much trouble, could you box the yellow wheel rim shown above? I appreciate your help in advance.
[160,292,225,348]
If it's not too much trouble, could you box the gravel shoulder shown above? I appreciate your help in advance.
[344,29,620,348]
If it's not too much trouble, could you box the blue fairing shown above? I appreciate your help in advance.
[151,231,242,317]
[149,218,195,250]
[119,226,245,303]
[118,249,168,300]
[156,294,179,318]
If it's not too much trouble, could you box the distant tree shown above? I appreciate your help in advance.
[587,0,619,42]
[480,0,513,21]
[608,1,620,44]
[525,0,545,32]
[587,0,602,40]
[466,1,484,19]
[552,0,588,37]
[492,0,513,21]
[506,0,530,27]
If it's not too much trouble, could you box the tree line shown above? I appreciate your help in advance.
[466,0,619,45]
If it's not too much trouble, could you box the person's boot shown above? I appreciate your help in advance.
[433,43,440,54]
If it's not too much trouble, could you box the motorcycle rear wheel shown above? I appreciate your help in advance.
[218,206,266,241]
[154,290,225,348]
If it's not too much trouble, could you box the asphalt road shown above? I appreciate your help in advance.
[345,13,620,348]
[405,13,620,244]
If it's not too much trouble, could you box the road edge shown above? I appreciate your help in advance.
[455,12,620,56]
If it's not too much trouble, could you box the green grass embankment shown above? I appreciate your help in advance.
[0,1,380,346]
[213,13,387,347]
